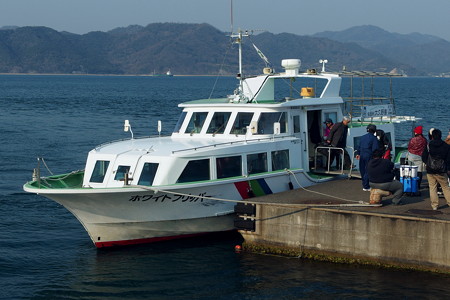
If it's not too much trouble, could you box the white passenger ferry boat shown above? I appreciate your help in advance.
[23,31,410,247]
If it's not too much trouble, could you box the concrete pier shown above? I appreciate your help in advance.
[237,177,450,273]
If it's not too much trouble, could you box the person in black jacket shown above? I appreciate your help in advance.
[421,129,450,210]
[326,116,351,169]
[367,149,404,205]
[376,129,392,159]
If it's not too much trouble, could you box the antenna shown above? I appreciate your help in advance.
[230,0,234,35]
[319,59,328,72]
[230,29,251,101]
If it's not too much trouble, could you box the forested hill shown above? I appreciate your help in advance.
[0,23,448,76]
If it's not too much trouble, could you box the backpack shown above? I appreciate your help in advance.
[426,146,446,173]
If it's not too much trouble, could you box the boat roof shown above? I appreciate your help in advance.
[92,135,296,158]
[180,71,343,108]
[179,96,343,107]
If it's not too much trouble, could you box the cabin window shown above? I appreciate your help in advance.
[293,115,300,133]
[177,159,210,183]
[186,112,208,134]
[89,160,110,183]
[114,165,131,181]
[138,163,159,186]
[173,112,187,133]
[206,112,231,135]
[272,150,290,171]
[216,156,242,179]
[247,153,268,175]
[231,112,253,135]
[257,112,286,134]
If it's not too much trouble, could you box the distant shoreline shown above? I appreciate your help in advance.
[0,73,446,78]
[0,73,234,77]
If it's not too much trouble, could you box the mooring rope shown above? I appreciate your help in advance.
[285,169,365,204]
[42,170,83,181]
[40,157,54,176]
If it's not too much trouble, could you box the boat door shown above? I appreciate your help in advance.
[306,110,323,170]
[291,112,308,169]
[305,109,338,171]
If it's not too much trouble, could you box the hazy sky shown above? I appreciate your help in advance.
[2,0,450,41]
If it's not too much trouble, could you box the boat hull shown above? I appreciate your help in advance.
[25,170,326,247]
[88,215,236,248]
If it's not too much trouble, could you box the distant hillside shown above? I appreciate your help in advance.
[0,23,447,75]
[251,32,414,74]
[0,26,120,74]
[0,23,240,75]
[314,25,450,75]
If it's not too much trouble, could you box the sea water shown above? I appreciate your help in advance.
[1,75,449,299]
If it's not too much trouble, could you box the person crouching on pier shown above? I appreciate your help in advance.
[367,149,404,205]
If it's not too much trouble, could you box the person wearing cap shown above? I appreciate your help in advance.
[323,118,334,140]
[326,116,351,169]
[407,125,427,192]
[356,124,379,191]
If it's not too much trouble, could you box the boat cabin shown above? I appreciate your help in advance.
[81,60,397,190]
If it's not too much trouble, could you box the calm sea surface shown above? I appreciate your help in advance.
[1,75,449,299]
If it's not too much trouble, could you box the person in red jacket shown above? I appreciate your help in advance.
[407,125,427,191]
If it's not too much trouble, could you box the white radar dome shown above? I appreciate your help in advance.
[281,59,301,76]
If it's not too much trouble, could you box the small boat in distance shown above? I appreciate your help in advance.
[150,69,173,77]
[23,30,415,248]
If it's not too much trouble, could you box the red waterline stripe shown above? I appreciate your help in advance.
[94,231,234,248]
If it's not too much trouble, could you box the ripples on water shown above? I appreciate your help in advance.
[1,75,449,299]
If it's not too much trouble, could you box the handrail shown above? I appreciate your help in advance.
[172,135,296,154]
[314,146,344,173]
[94,134,171,150]
[314,146,355,175]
